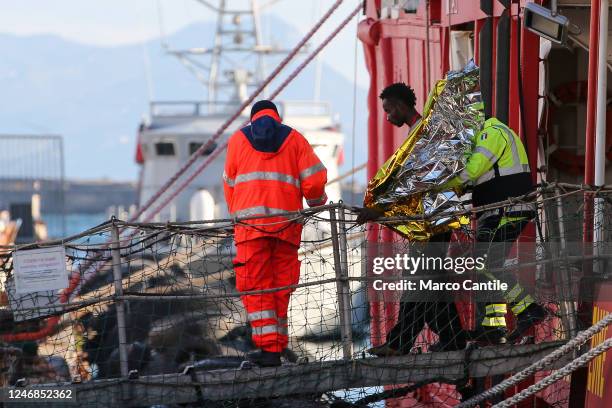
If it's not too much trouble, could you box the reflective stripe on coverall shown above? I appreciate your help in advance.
[224,109,327,351]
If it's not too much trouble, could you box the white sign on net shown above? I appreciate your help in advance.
[13,246,69,294]
[6,278,61,322]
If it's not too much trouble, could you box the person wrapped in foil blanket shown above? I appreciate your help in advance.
[363,61,485,240]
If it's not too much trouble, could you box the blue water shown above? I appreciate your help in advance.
[45,213,108,239]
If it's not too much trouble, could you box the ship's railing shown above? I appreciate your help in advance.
[149,100,334,119]
[0,185,609,406]
[278,100,332,117]
[149,101,242,118]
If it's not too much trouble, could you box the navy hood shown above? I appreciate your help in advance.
[242,116,292,153]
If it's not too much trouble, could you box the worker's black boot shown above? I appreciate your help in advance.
[467,326,507,345]
[367,342,404,357]
[246,350,282,367]
[507,303,547,343]
[429,336,467,352]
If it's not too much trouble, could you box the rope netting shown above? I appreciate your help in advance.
[0,184,610,407]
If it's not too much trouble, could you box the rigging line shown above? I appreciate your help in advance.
[313,0,323,102]
[425,0,430,89]
[194,0,221,13]
[179,54,211,72]
[328,163,367,186]
[129,0,346,226]
[259,0,282,11]
[141,2,364,224]
[155,0,168,49]
[141,10,155,102]
[178,55,209,86]
[350,8,360,196]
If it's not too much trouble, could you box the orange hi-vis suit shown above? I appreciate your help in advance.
[223,107,328,352]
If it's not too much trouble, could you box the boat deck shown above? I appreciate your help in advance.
[14,341,568,406]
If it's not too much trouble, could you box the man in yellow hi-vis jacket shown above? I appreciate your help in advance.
[440,117,547,343]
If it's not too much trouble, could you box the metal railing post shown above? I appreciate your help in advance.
[329,204,353,359]
[111,221,129,377]
[555,189,578,339]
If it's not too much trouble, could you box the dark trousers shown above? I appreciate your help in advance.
[387,300,466,352]
[476,214,530,255]
[475,214,532,323]
[386,232,466,352]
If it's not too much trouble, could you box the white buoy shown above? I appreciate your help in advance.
[190,189,216,221]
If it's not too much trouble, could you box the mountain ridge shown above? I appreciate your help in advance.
[0,20,368,181]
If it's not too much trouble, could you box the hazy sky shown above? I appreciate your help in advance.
[0,0,367,87]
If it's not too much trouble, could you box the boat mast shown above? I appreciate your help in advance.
[164,0,281,112]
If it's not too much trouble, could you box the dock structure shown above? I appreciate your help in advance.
[6,341,568,407]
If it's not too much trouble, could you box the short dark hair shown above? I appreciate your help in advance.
[251,100,278,119]
[379,83,416,107]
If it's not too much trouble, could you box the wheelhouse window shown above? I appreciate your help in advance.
[189,141,217,156]
[381,0,420,18]
[403,0,420,13]
[155,142,176,156]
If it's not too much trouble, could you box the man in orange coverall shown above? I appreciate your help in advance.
[223,100,328,367]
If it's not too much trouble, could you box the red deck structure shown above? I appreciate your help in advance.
[358,1,610,406]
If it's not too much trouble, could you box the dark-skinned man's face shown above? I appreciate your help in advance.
[382,97,414,128]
